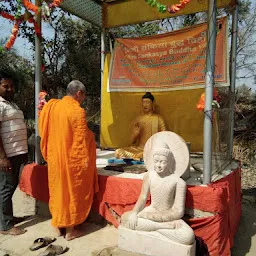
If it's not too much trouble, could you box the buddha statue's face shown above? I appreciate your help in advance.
[142,98,153,114]
[153,154,169,175]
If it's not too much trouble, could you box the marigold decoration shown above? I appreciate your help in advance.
[22,0,39,14]
[0,0,64,50]
[49,0,63,8]
[145,0,191,14]
[196,88,220,112]
[38,90,48,116]
[5,22,20,50]
[168,0,190,13]
[0,11,15,21]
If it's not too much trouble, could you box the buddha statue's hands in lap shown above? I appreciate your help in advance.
[115,92,167,160]
[120,131,195,245]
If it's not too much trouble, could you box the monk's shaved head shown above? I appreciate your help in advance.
[66,80,86,96]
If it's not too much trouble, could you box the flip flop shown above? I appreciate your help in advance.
[38,244,68,256]
[29,237,56,251]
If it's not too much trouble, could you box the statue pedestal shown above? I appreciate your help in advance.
[118,226,196,256]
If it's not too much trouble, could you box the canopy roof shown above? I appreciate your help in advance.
[60,0,234,28]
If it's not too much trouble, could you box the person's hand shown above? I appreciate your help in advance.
[0,157,12,172]
[174,220,183,229]
[133,122,140,137]
[127,211,138,230]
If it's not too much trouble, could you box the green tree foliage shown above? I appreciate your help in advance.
[41,13,101,116]
[110,21,160,38]
[0,44,35,119]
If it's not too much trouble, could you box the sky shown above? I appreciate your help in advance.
[0,7,255,91]
[0,17,53,60]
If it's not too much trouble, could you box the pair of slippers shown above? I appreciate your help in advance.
[29,237,68,256]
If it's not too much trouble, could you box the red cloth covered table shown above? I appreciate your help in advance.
[19,164,241,256]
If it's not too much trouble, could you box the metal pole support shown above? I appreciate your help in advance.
[228,2,239,160]
[35,0,42,164]
[203,0,217,184]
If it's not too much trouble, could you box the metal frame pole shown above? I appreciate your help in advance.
[203,0,217,184]
[35,0,42,164]
[100,28,106,148]
[228,2,238,160]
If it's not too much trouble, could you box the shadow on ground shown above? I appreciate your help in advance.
[18,216,50,230]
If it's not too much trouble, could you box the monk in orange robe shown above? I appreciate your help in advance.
[39,80,99,241]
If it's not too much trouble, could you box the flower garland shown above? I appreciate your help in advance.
[38,90,48,116]
[145,0,191,14]
[0,0,64,51]
[5,22,20,49]
[22,0,39,14]
[0,11,15,21]
[49,0,63,8]
[3,0,24,49]
[22,0,63,14]
[0,11,40,49]
[196,88,220,112]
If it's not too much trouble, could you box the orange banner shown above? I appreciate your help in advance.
[108,18,228,92]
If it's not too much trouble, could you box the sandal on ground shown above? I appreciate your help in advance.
[29,237,56,251]
[38,244,68,256]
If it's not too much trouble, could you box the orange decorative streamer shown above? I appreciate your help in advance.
[27,16,41,36]
[196,88,219,111]
[168,0,191,14]
[5,22,20,50]
[1,0,65,50]
[50,0,63,8]
[22,0,39,14]
[0,11,15,21]
[38,90,48,116]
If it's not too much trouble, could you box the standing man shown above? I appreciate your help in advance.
[0,70,28,235]
[39,80,99,241]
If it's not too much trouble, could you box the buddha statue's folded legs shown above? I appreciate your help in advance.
[121,212,194,245]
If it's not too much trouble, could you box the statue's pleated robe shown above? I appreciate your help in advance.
[39,96,99,227]
[115,114,167,160]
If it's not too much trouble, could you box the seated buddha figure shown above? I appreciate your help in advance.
[115,92,167,160]
[120,131,195,246]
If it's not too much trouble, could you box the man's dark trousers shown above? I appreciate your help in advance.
[0,153,28,231]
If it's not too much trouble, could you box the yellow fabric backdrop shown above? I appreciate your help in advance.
[100,53,205,152]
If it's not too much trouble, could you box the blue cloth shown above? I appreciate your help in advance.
[108,158,144,165]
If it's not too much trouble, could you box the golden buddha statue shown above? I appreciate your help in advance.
[115,92,167,160]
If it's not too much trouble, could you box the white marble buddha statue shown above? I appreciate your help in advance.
[120,131,195,246]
